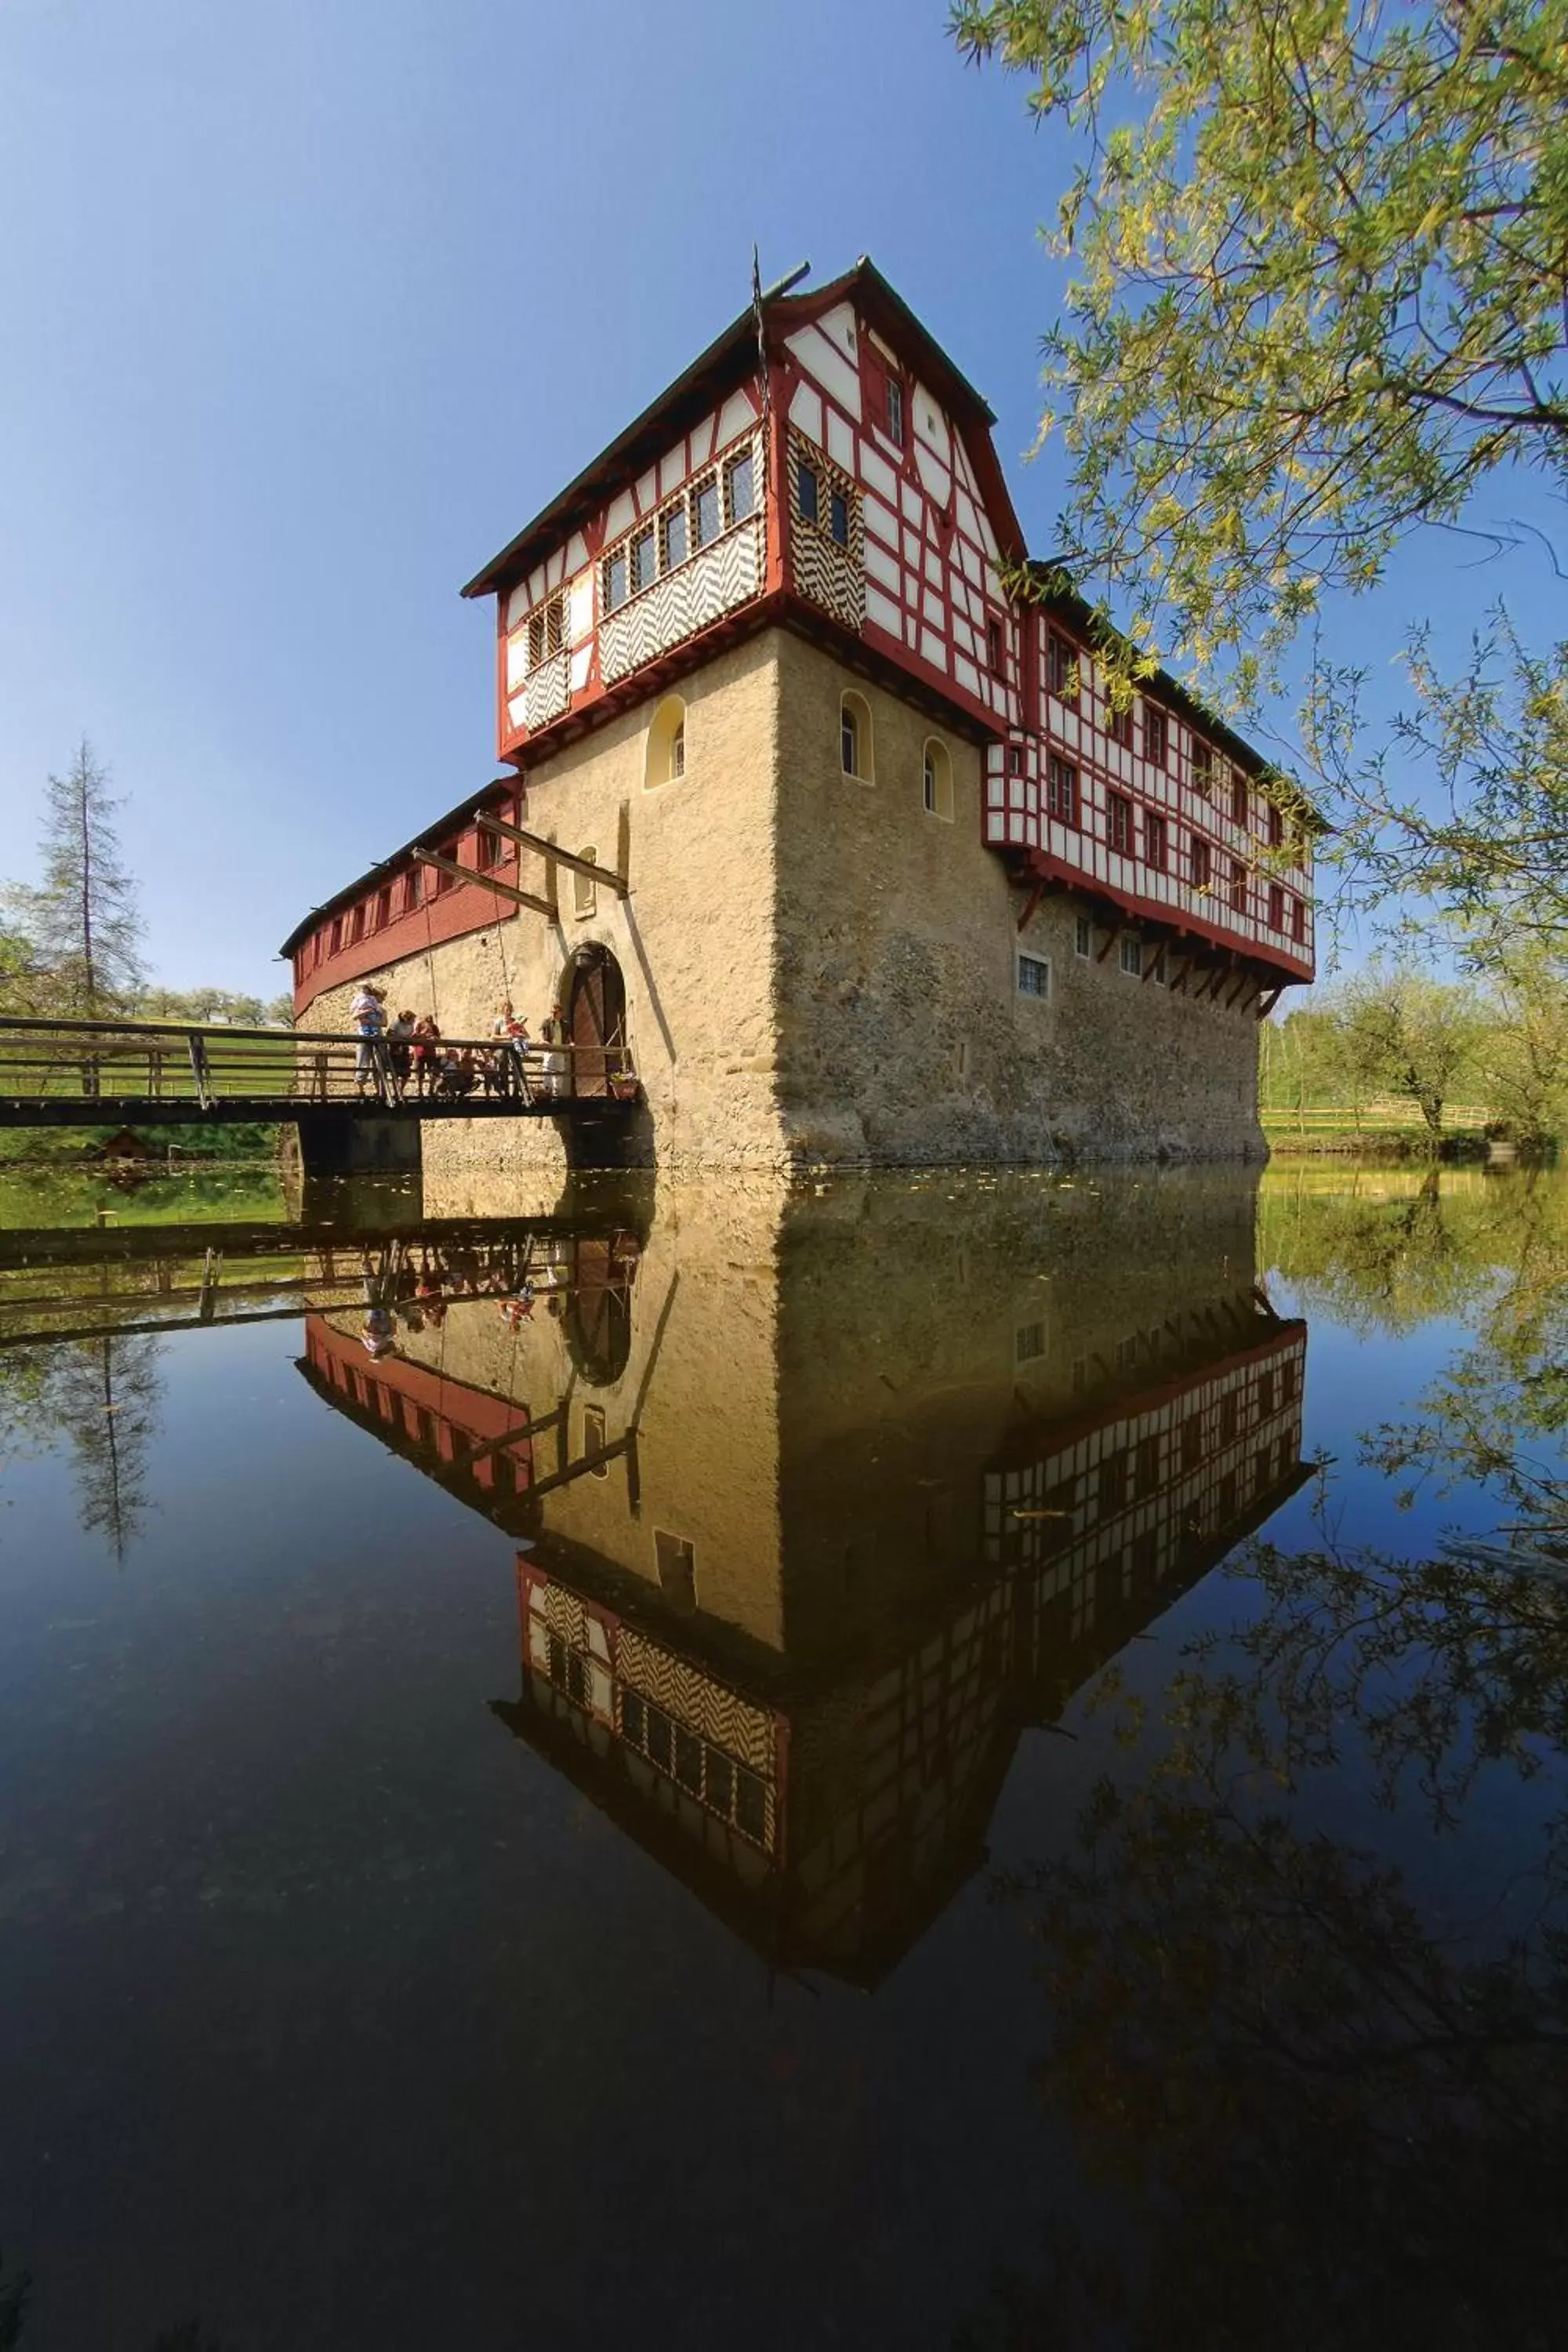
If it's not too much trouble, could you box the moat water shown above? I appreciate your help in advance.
[1,1160,1564,2350]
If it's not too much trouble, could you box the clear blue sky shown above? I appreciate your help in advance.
[1,0,1555,997]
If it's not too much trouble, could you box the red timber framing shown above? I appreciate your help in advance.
[282,258,1316,1008]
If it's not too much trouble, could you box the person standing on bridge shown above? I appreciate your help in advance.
[351,985,387,1098]
[387,1009,416,1101]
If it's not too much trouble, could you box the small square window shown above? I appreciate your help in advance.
[829,486,850,547]
[1074,914,1091,959]
[633,527,658,593]
[797,459,819,525]
[725,448,755,524]
[886,378,905,447]
[1119,933,1142,977]
[693,474,720,546]
[1145,810,1168,870]
[1144,705,1168,766]
[1017,953,1051,999]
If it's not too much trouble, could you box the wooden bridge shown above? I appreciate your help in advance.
[0,1013,641,1169]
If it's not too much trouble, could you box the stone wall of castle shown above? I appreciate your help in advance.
[772,630,1266,1164]
[307,624,1265,1172]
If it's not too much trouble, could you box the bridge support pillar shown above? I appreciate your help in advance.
[284,1111,424,1181]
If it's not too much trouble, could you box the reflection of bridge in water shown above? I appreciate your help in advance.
[291,1175,1312,1984]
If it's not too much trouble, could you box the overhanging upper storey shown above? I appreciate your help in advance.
[462,257,1033,764]
[462,256,1316,987]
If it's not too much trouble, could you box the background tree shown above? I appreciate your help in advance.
[1306,611,1568,953]
[1335,963,1486,1141]
[13,739,143,1015]
[1468,946,1568,1143]
[951,0,1568,683]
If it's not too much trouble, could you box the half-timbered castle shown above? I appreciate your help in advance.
[282,259,1315,1167]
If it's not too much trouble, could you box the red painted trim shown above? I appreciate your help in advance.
[1019,849,1315,985]
[990,1322,1306,1468]
[305,1319,538,1478]
[293,823,529,1018]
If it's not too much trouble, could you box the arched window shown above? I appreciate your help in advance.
[840,689,873,782]
[922,737,953,821]
[645,695,688,789]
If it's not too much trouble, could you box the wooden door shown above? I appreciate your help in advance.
[565,948,626,1099]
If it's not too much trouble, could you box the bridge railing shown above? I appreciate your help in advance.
[0,1014,638,1112]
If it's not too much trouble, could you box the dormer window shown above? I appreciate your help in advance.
[886,378,905,448]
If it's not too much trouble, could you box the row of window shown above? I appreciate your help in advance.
[601,445,756,615]
[297,809,520,974]
[1044,634,1297,844]
[1047,764,1307,936]
[840,691,955,817]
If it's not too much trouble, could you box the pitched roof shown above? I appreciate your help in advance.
[460,256,1015,601]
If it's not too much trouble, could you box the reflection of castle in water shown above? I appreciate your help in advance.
[299,1174,1309,1982]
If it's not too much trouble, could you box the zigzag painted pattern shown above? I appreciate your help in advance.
[615,1624,777,1780]
[788,426,866,635]
[599,514,764,686]
[508,650,572,735]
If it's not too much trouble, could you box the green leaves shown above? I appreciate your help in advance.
[953,0,1568,690]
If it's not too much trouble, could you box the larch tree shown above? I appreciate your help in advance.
[22,739,143,1015]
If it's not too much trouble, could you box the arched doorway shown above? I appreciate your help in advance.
[562,943,627,1099]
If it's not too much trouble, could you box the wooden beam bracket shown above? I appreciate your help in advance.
[412,844,557,920]
[477,811,630,898]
